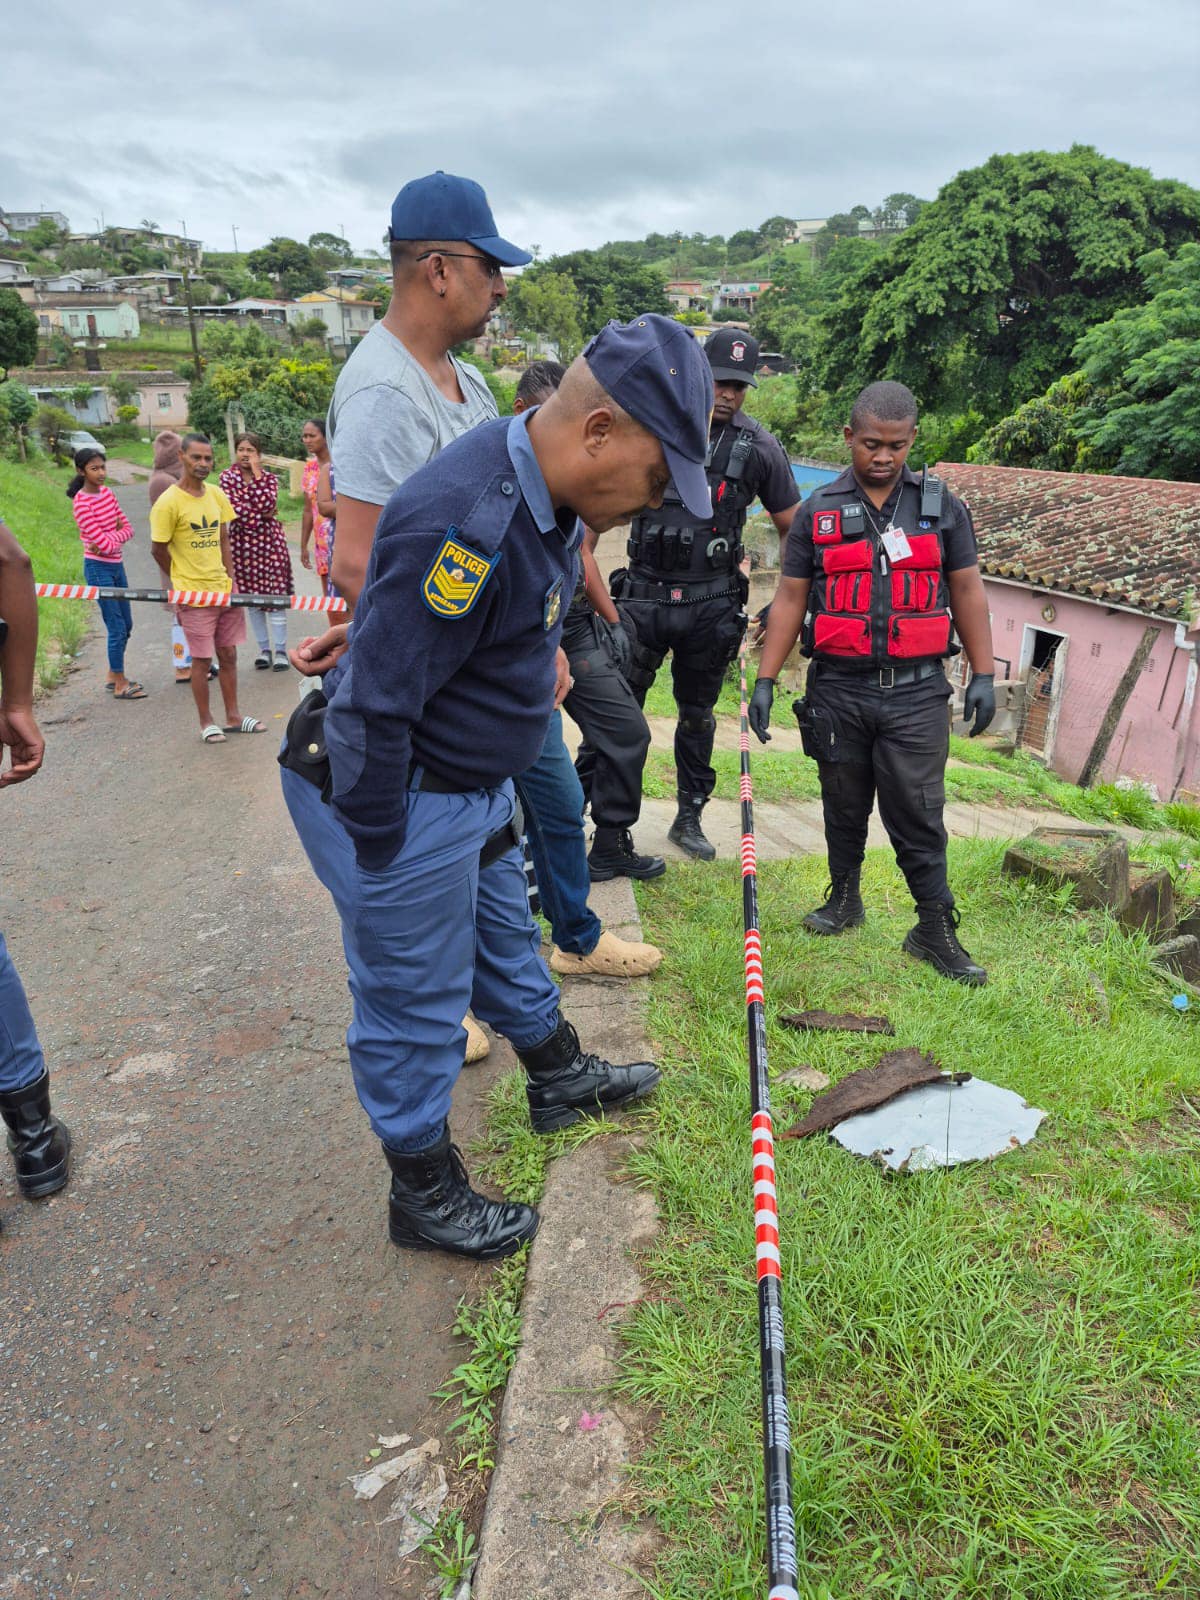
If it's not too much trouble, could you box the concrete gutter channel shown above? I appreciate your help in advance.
[472,876,661,1599]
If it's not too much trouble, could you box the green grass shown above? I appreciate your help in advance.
[620,842,1199,1599]
[0,457,90,687]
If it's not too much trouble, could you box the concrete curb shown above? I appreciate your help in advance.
[472,877,661,1599]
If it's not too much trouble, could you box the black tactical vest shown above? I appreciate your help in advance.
[626,423,757,581]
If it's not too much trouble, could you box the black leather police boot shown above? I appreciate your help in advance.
[587,826,666,882]
[903,903,988,986]
[384,1127,539,1260]
[0,1071,71,1199]
[802,874,866,936]
[667,801,716,862]
[517,1013,662,1134]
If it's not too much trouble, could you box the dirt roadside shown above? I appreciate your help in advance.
[1,485,511,1599]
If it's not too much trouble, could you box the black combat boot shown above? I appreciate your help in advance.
[802,874,866,936]
[0,1071,71,1198]
[667,799,716,862]
[384,1127,539,1259]
[516,1013,661,1134]
[903,902,988,986]
[587,826,666,882]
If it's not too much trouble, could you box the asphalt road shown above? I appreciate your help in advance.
[1,486,508,1599]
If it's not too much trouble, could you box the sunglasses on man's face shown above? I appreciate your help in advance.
[416,249,503,280]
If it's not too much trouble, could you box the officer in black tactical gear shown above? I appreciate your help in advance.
[749,380,996,985]
[611,328,800,860]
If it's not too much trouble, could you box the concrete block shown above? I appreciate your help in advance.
[1175,901,1200,942]
[1001,826,1131,912]
[1119,863,1176,939]
[1151,934,1200,985]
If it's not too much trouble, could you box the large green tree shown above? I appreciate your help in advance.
[514,250,669,337]
[0,289,38,379]
[506,272,584,362]
[972,243,1200,480]
[815,146,1200,419]
[245,237,325,299]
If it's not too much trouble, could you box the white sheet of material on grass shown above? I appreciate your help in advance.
[832,1075,1046,1171]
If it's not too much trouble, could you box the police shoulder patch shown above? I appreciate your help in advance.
[421,528,500,618]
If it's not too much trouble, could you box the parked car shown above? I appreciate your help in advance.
[61,429,104,453]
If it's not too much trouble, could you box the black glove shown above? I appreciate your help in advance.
[963,673,996,738]
[604,618,633,678]
[748,677,775,743]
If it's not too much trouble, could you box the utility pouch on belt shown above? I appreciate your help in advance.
[661,529,680,570]
[609,567,629,601]
[279,690,332,800]
[793,696,840,764]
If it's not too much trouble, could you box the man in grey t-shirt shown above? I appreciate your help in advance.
[326,172,525,609]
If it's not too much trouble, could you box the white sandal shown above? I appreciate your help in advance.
[201,724,226,744]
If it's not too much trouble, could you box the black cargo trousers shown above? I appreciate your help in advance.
[562,607,652,830]
[615,585,747,805]
[799,659,954,906]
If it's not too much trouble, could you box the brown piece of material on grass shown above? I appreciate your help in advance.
[779,1009,895,1036]
[783,1048,943,1140]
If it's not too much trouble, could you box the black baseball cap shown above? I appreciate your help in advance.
[582,315,714,519]
[705,327,759,387]
[388,171,531,268]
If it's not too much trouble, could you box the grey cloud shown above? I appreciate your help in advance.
[0,0,1195,256]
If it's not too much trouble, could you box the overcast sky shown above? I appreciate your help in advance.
[3,0,1197,261]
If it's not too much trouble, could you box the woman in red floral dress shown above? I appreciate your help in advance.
[219,433,295,670]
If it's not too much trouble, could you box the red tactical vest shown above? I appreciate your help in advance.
[802,472,954,664]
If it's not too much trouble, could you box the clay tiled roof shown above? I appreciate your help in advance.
[936,462,1200,621]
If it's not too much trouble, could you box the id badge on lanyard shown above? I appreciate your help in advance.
[882,524,912,563]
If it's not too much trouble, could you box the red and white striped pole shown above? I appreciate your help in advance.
[34,583,347,612]
[739,641,800,1600]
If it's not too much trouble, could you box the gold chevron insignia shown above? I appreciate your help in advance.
[421,533,498,618]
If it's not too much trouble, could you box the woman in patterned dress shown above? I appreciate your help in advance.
[299,418,335,592]
[219,433,294,670]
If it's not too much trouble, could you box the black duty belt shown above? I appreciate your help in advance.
[624,574,741,605]
[812,659,946,690]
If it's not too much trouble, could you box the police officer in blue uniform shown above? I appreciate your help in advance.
[279,315,714,1260]
[612,328,800,860]
[750,381,996,983]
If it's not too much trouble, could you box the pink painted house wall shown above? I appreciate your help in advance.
[983,578,1200,800]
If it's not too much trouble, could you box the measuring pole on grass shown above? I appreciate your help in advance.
[738,642,800,1600]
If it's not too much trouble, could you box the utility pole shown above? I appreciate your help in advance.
[231,223,239,258]
[338,224,349,352]
[179,217,203,377]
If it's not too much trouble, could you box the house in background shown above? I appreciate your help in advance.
[938,463,1200,801]
[27,294,140,339]
[665,279,708,312]
[292,289,376,347]
[784,219,827,243]
[15,370,189,431]
[0,208,70,238]
[711,280,772,314]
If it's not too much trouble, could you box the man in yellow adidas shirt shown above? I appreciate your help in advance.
[150,432,265,744]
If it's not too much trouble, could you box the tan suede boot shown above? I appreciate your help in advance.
[549,929,663,979]
[463,1014,491,1064]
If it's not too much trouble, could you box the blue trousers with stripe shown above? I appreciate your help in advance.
[281,768,561,1152]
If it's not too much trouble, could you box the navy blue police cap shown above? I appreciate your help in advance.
[582,314,714,519]
[388,171,532,268]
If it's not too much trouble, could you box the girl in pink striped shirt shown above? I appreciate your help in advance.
[67,449,146,700]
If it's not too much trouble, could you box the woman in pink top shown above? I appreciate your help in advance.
[67,448,145,699]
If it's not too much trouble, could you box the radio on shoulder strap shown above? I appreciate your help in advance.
[920,470,945,523]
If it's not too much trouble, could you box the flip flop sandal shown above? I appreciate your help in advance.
[224,716,267,734]
[271,655,291,671]
[113,684,148,700]
[254,652,272,670]
[201,725,227,743]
